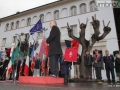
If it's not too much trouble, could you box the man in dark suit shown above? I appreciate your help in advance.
[93,50,102,81]
[84,51,93,80]
[103,50,115,83]
[46,20,63,77]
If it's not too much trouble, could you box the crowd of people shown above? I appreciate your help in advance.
[0,20,120,84]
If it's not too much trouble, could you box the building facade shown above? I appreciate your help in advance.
[0,0,119,79]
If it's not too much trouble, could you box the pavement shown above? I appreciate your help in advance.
[0,81,120,90]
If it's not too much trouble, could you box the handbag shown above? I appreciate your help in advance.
[64,48,78,62]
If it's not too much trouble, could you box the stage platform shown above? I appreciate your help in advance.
[18,76,64,85]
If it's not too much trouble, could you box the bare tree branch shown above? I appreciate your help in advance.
[94,14,96,20]
[86,18,89,25]
[97,25,111,41]
[107,21,110,26]
[78,19,80,29]
[91,15,100,39]
[67,23,79,41]
[103,20,105,27]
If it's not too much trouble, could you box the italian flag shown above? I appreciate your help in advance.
[6,43,15,78]
[19,61,23,76]
[31,40,42,71]
[24,48,30,76]
[31,46,35,72]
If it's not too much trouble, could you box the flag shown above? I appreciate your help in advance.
[30,39,43,71]
[24,48,30,76]
[19,57,24,76]
[41,47,45,74]
[5,48,11,57]
[0,51,2,59]
[46,57,50,76]
[6,43,15,77]
[31,46,35,71]
[64,48,78,62]
[58,57,60,71]
[39,39,47,74]
[71,40,79,48]
[45,46,49,57]
[30,20,42,35]
[14,46,23,60]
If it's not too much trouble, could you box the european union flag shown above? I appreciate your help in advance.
[30,20,42,35]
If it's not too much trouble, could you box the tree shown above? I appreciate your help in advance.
[67,15,111,78]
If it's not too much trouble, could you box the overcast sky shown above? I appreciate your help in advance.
[0,0,58,18]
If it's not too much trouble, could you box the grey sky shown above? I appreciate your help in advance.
[0,0,58,18]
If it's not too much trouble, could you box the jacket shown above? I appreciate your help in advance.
[46,26,63,56]
[93,54,102,67]
[115,58,120,73]
[73,55,81,65]
[84,54,93,66]
[103,55,114,69]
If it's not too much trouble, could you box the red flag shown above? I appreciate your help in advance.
[46,58,50,76]
[19,62,23,76]
[31,57,35,71]
[71,40,79,48]
[24,48,30,76]
[39,39,47,74]
[64,48,78,62]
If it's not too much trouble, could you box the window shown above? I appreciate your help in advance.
[46,12,52,21]
[16,21,20,29]
[12,36,17,43]
[90,1,97,12]
[70,25,77,35]
[61,8,68,18]
[40,14,44,23]
[21,19,25,27]
[11,22,14,30]
[80,3,87,14]
[5,23,9,31]
[32,16,37,24]
[37,31,43,39]
[61,27,70,41]
[27,18,31,26]
[20,33,29,42]
[54,10,59,20]
[1,38,6,47]
[71,6,77,16]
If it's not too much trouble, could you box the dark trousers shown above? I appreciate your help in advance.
[86,66,92,79]
[106,68,115,82]
[95,67,102,80]
[49,55,59,76]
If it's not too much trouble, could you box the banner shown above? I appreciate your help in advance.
[64,48,78,62]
